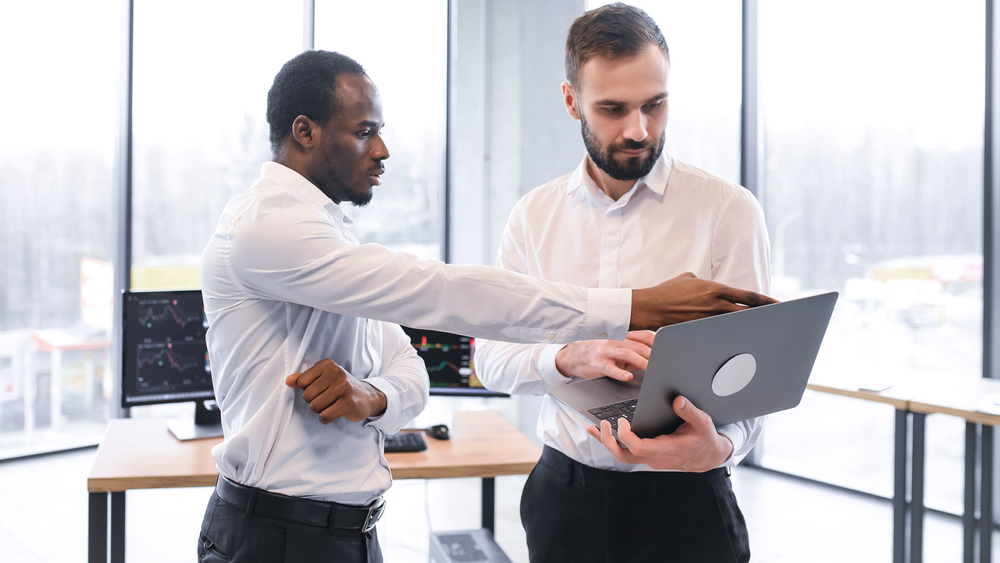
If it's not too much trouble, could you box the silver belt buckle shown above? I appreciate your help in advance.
[362,498,386,533]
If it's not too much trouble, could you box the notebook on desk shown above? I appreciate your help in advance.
[549,292,838,442]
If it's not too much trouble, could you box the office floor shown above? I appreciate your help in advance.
[2,446,999,563]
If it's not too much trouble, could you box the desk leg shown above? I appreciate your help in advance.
[982,425,993,563]
[89,492,107,563]
[50,348,62,432]
[894,409,908,563]
[966,422,978,563]
[911,413,926,563]
[111,492,125,563]
[481,477,495,536]
[24,348,34,439]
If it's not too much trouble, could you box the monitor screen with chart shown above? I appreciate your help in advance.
[121,289,215,408]
[400,326,507,397]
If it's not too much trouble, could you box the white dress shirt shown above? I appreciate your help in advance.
[200,162,633,504]
[476,153,772,472]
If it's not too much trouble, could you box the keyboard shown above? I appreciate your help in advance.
[384,432,427,453]
[588,397,638,430]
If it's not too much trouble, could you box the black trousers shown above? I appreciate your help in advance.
[520,446,750,563]
[198,489,383,563]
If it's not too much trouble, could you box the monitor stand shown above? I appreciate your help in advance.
[168,400,224,441]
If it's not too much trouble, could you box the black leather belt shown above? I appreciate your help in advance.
[215,476,385,533]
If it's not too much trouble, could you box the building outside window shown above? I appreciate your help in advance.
[0,0,120,457]
[315,0,449,261]
[756,0,984,517]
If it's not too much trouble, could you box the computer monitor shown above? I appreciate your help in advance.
[399,326,507,397]
[121,289,221,439]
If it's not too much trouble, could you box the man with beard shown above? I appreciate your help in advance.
[475,4,769,562]
[198,49,773,563]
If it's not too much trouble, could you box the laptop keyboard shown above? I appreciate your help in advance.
[588,398,638,429]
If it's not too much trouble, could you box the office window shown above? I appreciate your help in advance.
[315,0,448,260]
[131,0,303,290]
[757,0,984,510]
[0,1,119,456]
[587,0,743,184]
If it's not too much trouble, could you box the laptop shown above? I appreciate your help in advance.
[549,291,838,442]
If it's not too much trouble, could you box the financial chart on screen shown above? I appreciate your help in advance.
[400,326,506,397]
[121,289,215,407]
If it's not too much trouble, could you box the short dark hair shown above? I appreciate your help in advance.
[266,50,367,154]
[565,3,669,88]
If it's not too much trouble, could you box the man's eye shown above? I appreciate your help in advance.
[357,130,371,138]
[602,106,623,114]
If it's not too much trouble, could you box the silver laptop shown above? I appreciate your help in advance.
[549,291,838,441]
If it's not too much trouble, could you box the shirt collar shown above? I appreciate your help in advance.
[259,161,352,225]
[566,151,672,200]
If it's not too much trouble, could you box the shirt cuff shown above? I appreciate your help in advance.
[538,343,574,388]
[717,423,747,466]
[362,376,397,427]
[586,288,631,340]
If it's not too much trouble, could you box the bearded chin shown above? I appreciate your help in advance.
[581,115,665,181]
[347,189,373,207]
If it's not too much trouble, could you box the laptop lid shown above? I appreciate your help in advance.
[629,291,838,438]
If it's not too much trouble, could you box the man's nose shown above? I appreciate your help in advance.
[373,135,390,160]
[622,110,648,143]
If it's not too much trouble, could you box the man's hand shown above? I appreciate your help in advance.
[629,272,777,331]
[585,395,734,472]
[284,359,387,423]
[555,331,654,381]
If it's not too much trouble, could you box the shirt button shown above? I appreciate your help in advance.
[599,333,608,339]
[547,332,556,341]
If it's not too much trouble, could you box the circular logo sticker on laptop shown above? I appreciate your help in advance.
[712,353,757,397]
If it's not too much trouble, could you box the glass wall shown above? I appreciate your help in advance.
[0,0,450,455]
[588,0,743,184]
[0,0,120,456]
[315,0,449,260]
[131,0,304,290]
[757,0,984,511]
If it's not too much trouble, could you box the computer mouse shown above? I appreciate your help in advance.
[425,424,450,440]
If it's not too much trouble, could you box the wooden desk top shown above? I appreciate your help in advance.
[807,373,1000,426]
[806,374,911,411]
[88,410,540,493]
[904,376,1000,425]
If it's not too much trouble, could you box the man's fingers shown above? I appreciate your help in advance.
[284,373,302,388]
[296,361,329,387]
[614,418,644,453]
[605,366,634,382]
[718,286,778,308]
[673,395,713,430]
[318,403,346,424]
[616,348,649,371]
[625,330,655,348]
[596,420,637,464]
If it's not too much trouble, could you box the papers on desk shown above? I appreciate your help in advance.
[856,375,894,393]
[976,393,1000,416]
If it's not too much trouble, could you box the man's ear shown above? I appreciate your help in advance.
[291,115,321,150]
[562,81,581,120]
